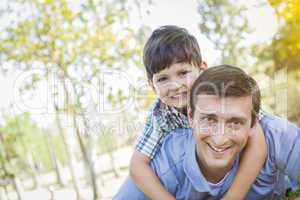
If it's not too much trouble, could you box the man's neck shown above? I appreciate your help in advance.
[195,151,233,184]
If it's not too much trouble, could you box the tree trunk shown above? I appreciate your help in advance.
[11,177,23,200]
[108,150,119,178]
[44,130,65,187]
[82,116,105,186]
[60,75,101,200]
[19,136,40,189]
[53,103,82,200]
[0,135,23,200]
[72,115,101,200]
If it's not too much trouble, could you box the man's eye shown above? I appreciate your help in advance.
[201,116,215,123]
[229,121,243,128]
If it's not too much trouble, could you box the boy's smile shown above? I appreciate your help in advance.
[152,62,203,109]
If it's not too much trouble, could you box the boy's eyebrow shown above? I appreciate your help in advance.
[153,73,168,79]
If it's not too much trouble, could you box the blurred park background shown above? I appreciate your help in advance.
[0,0,299,199]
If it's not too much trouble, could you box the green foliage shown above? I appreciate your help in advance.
[197,0,300,124]
[197,0,252,65]
[259,0,300,123]
[281,188,300,199]
[0,0,144,109]
[0,113,68,175]
[0,113,43,174]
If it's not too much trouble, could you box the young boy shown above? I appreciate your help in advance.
[129,25,267,200]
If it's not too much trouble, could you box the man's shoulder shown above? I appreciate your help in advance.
[162,128,193,154]
[258,112,300,179]
[260,112,299,134]
[151,128,193,175]
[259,113,299,149]
[165,128,192,140]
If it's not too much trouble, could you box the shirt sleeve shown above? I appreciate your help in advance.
[135,112,164,160]
[264,114,300,182]
[135,99,189,160]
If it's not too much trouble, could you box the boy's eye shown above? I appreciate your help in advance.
[179,70,189,76]
[157,77,167,82]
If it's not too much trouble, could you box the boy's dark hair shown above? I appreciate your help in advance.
[143,25,202,82]
[189,65,261,127]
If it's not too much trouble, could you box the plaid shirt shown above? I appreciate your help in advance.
[136,98,265,160]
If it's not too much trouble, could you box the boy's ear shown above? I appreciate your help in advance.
[148,79,155,90]
[201,61,208,70]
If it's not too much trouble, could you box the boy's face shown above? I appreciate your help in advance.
[188,95,253,177]
[152,62,203,109]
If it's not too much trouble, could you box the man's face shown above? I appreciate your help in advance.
[152,62,203,109]
[189,94,253,174]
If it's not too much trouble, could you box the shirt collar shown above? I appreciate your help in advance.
[183,135,210,192]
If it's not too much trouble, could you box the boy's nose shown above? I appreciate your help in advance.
[167,80,184,90]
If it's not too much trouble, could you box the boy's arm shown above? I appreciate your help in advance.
[129,150,176,200]
[222,121,267,200]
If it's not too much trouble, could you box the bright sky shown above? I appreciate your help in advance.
[0,0,278,126]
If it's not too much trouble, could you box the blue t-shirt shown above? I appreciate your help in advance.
[114,113,300,200]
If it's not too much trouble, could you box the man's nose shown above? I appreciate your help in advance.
[216,122,226,135]
[210,134,227,146]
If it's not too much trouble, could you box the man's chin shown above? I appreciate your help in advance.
[207,153,239,173]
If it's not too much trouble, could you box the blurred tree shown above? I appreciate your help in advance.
[197,0,252,66]
[0,0,146,199]
[269,0,300,125]
[268,0,300,72]
[197,0,300,124]
[0,113,56,199]
[255,0,300,124]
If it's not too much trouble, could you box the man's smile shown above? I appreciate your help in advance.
[206,142,232,155]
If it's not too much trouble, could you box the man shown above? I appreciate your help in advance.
[114,65,300,200]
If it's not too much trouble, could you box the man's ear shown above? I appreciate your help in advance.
[248,117,260,137]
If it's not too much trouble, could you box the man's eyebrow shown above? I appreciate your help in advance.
[198,112,217,116]
[228,117,247,123]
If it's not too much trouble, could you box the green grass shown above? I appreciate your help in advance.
[281,187,300,200]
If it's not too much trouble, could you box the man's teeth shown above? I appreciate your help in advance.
[209,145,228,152]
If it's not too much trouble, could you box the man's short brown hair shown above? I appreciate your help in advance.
[189,65,261,127]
